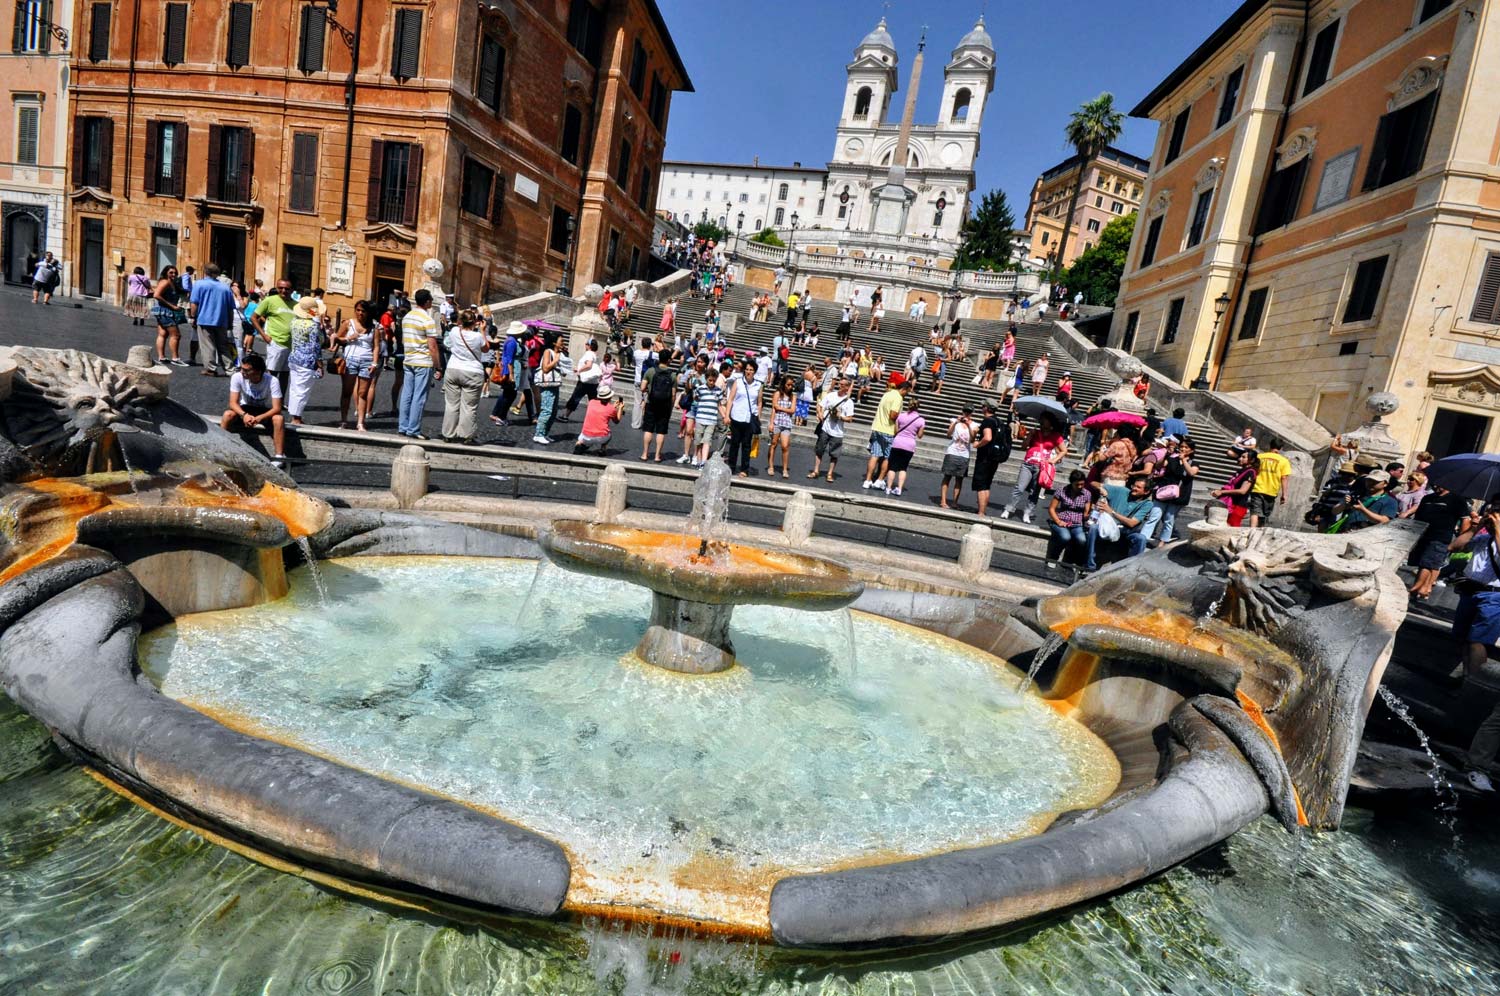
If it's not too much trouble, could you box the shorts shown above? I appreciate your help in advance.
[856,375,870,391]
[1454,588,1500,647]
[153,304,187,328]
[1417,537,1452,571]
[642,404,671,434]
[814,430,843,460]
[1247,492,1277,519]
[265,342,291,373]
[868,431,893,459]
[344,351,374,379]
[888,448,915,474]
[231,403,271,422]
[693,421,718,449]
[941,454,969,479]
[972,454,1001,492]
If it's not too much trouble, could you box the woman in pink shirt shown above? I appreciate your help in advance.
[883,400,927,497]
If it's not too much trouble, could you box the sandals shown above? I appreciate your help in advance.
[782,471,789,479]
[806,471,818,479]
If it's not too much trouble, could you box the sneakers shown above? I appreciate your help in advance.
[676,454,691,464]
[999,509,1012,519]
[1044,560,1058,571]
[890,486,902,496]
[271,454,287,466]
[1021,510,1033,524]
[169,358,189,367]
[862,480,874,489]
[1465,769,1495,792]
[532,435,552,445]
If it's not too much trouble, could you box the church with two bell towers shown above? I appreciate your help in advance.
[655,16,995,256]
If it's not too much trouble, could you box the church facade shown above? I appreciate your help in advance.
[657,16,994,255]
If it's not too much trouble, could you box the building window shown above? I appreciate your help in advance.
[460,157,495,219]
[1162,297,1185,344]
[1255,158,1309,233]
[648,74,668,130]
[226,1,253,68]
[476,35,504,113]
[1185,189,1213,247]
[145,120,187,197]
[615,139,632,188]
[1238,287,1270,340]
[288,132,319,213]
[1303,20,1339,96]
[366,139,422,227]
[837,205,846,219]
[1216,66,1243,129]
[737,192,748,203]
[566,0,604,66]
[12,0,49,53]
[73,115,114,190]
[1111,200,1124,213]
[208,125,254,202]
[777,183,789,201]
[630,246,641,278]
[87,2,111,60]
[391,7,422,80]
[282,244,314,293]
[1470,253,1500,323]
[16,105,38,165]
[774,207,784,225]
[1139,214,1164,266]
[629,39,647,97]
[162,2,187,65]
[606,229,620,269]
[1164,108,1190,164]
[1094,195,1103,208]
[1040,230,1050,246]
[1363,91,1438,192]
[637,166,652,210]
[549,204,573,254]
[298,4,326,73]
[560,105,582,165]
[951,88,971,122]
[1418,0,1454,23]
[1086,218,1102,233]
[1122,311,1139,351]
[853,87,872,119]
[1342,255,1389,323]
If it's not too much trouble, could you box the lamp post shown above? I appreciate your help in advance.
[736,211,744,251]
[1191,291,1233,391]
[788,212,799,275]
[555,216,577,296]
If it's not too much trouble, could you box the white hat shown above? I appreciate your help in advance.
[596,384,614,401]
[507,320,526,336]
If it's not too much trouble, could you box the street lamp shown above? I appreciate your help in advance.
[555,216,577,296]
[1191,291,1233,391]
[736,211,744,250]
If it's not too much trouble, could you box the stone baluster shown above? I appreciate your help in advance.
[389,444,429,509]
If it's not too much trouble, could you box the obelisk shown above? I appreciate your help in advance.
[872,29,924,236]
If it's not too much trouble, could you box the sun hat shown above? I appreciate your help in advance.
[292,296,326,319]
[507,320,526,336]
[596,385,614,401]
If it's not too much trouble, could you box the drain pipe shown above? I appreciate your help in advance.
[1211,0,1310,389]
[337,0,365,230]
[123,0,141,201]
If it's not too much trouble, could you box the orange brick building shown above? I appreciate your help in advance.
[64,0,690,308]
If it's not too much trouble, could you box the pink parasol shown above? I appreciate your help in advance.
[1081,410,1147,429]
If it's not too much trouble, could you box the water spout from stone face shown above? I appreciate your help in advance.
[690,457,732,563]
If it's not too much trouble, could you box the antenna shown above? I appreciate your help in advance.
[918,24,927,50]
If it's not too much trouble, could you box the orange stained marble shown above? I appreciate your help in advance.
[1235,689,1309,827]
[584,525,820,577]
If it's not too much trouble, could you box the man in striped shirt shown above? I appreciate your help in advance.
[691,366,725,467]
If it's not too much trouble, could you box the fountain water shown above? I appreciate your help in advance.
[294,537,329,609]
[689,456,732,562]
[1376,686,1464,860]
[1019,631,1065,694]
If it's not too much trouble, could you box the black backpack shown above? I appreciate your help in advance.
[647,367,674,405]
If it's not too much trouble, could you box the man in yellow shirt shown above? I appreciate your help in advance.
[783,291,800,330]
[1248,437,1291,527]
[862,376,911,492]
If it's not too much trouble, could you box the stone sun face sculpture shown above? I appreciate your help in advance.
[0,348,166,472]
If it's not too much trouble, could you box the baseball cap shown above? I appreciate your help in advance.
[1364,469,1391,484]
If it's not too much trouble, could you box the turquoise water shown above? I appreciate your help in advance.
[136,557,1119,930]
[2,560,1499,993]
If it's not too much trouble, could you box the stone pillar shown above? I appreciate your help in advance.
[1280,450,1317,532]
[782,491,817,547]
[595,464,628,523]
[958,522,994,578]
[568,283,611,362]
[390,444,429,509]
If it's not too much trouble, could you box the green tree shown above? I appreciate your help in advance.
[1055,92,1126,280]
[692,220,729,243]
[749,227,786,247]
[1062,212,1136,307]
[953,189,1019,272]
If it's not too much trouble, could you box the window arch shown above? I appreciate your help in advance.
[774,207,785,225]
[853,86,872,119]
[951,88,972,122]
[777,183,789,201]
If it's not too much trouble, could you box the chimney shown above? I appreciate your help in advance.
[793,161,801,168]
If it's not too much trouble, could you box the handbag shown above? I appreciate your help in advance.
[1037,461,1057,490]
[1154,483,1181,501]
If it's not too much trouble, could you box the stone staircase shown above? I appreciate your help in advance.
[613,285,1244,491]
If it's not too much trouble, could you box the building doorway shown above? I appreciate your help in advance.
[208,224,246,284]
[151,226,178,276]
[1425,408,1491,459]
[372,255,406,311]
[282,244,314,294]
[3,209,42,284]
[80,217,105,297]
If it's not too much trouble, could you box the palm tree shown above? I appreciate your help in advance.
[1054,93,1125,288]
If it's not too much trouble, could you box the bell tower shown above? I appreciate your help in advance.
[939,16,995,132]
[839,18,899,127]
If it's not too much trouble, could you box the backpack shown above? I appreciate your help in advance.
[647,367,674,405]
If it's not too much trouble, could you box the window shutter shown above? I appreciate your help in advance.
[16,106,37,164]
[12,2,25,52]
[1238,287,1269,340]
[367,139,384,222]
[1362,115,1393,192]
[299,5,325,73]
[144,121,159,195]
[227,2,253,68]
[238,130,255,203]
[172,123,188,197]
[392,8,421,80]
[97,117,114,191]
[290,133,318,212]
[477,36,500,111]
[1470,254,1500,324]
[490,173,505,224]
[163,3,187,65]
[89,2,111,61]
[402,143,422,228]
[71,115,85,184]
[207,124,223,200]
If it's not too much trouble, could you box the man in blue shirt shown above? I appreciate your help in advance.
[1084,475,1161,571]
[189,263,239,376]
[1162,407,1189,440]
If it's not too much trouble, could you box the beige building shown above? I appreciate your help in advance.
[1024,146,1148,269]
[1111,0,1500,459]
[2,0,71,286]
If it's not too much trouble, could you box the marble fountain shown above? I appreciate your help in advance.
[0,345,1440,973]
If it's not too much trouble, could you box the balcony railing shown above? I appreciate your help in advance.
[730,240,1041,298]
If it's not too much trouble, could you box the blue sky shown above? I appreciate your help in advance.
[656,0,1234,214]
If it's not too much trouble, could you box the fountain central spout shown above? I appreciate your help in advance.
[690,457,732,564]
